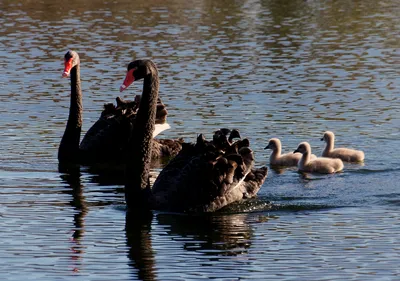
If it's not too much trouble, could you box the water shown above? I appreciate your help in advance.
[1,0,400,279]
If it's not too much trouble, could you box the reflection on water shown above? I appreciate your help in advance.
[1,0,400,280]
[59,169,87,273]
[156,213,254,256]
[125,210,258,281]
[126,211,156,281]
[123,208,400,280]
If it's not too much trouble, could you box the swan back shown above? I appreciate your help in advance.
[79,95,170,163]
[152,129,268,212]
[295,142,344,174]
[151,137,184,159]
[321,131,365,162]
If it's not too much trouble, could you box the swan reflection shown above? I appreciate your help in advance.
[125,211,257,280]
[59,167,87,273]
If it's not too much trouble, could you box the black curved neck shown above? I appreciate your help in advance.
[125,63,159,211]
[58,65,83,163]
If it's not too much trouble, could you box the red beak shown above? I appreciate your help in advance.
[62,58,73,78]
[120,68,136,92]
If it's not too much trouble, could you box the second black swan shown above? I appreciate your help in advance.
[123,59,268,213]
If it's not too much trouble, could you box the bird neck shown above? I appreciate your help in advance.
[323,137,334,154]
[125,64,159,211]
[270,146,281,162]
[58,64,83,163]
[299,151,311,168]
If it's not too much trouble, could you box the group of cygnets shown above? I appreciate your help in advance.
[264,131,365,174]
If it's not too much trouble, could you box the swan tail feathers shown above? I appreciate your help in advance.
[242,167,268,198]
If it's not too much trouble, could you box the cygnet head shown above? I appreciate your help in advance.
[321,131,335,143]
[294,142,311,154]
[264,138,281,150]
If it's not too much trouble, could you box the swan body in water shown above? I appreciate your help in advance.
[58,50,181,167]
[294,142,344,174]
[265,138,316,167]
[122,59,268,213]
[321,131,365,162]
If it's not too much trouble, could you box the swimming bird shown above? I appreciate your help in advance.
[122,59,268,213]
[58,50,180,167]
[265,138,317,167]
[294,142,344,174]
[321,131,365,162]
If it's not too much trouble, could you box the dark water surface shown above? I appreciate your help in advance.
[1,0,400,280]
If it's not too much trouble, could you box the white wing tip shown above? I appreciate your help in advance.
[153,123,171,138]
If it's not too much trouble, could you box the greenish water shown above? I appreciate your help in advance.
[1,0,399,280]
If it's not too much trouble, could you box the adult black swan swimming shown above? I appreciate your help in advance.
[58,50,180,166]
[123,59,268,213]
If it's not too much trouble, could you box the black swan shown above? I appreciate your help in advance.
[58,50,180,166]
[123,59,268,213]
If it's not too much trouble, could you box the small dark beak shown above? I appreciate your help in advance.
[294,149,300,153]
[264,144,270,150]
[320,138,324,141]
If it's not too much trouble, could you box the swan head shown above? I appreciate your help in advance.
[294,142,311,154]
[264,138,281,150]
[321,131,334,142]
[62,50,80,78]
[120,59,157,92]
